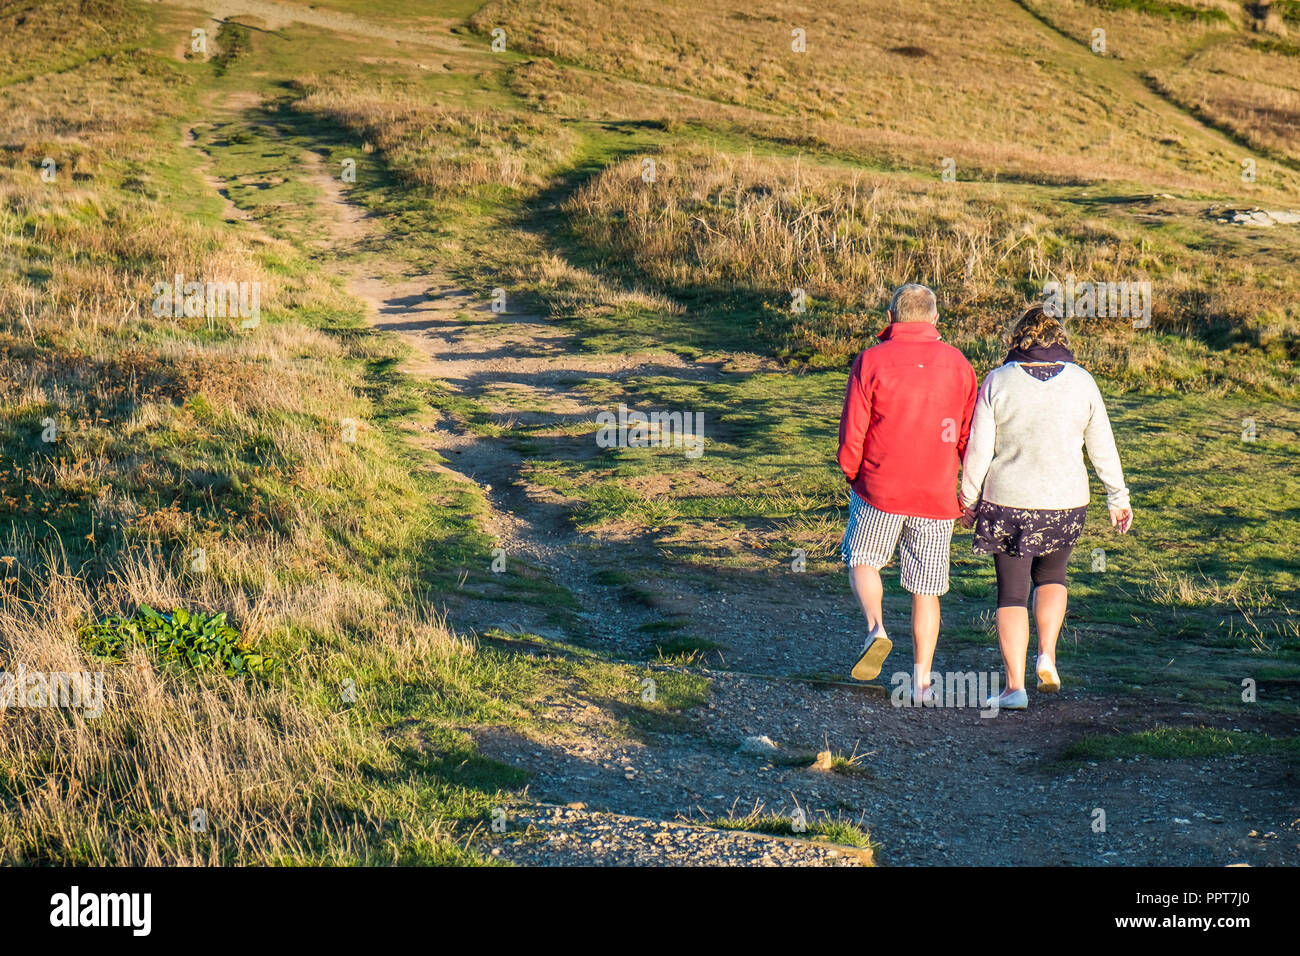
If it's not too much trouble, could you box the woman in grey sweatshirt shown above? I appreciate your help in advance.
[959,306,1133,709]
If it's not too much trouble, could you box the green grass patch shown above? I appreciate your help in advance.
[1088,0,1232,23]
[650,634,723,663]
[212,20,252,76]
[711,811,875,850]
[1060,726,1300,762]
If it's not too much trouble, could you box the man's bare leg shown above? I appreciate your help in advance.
[848,563,892,680]
[912,593,940,693]
[849,564,886,637]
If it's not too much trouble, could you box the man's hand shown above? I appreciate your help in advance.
[959,504,976,529]
[1109,506,1133,534]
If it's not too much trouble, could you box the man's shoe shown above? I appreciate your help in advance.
[851,634,892,681]
[985,688,1028,710]
[1036,654,1061,693]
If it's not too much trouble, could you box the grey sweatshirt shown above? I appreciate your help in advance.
[960,362,1130,512]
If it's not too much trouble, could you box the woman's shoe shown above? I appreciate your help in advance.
[985,688,1028,710]
[1036,654,1061,693]
[851,632,892,681]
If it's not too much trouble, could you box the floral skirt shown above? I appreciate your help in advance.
[972,502,1087,558]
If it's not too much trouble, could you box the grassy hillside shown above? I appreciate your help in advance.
[1,0,1295,866]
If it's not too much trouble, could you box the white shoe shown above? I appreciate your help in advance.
[985,688,1028,710]
[1036,654,1061,693]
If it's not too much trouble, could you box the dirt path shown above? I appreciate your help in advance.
[184,117,257,227]
[152,0,467,52]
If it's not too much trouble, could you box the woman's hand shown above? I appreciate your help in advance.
[1109,506,1133,534]
[959,504,977,529]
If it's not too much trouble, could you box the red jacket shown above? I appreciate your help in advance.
[837,322,977,519]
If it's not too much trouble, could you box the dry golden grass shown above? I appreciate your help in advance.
[0,0,141,84]
[477,0,1300,193]
[1021,0,1242,54]
[566,146,1300,386]
[507,59,1176,189]
[1024,0,1300,160]
[0,536,472,864]
[1149,37,1300,157]
[291,73,578,193]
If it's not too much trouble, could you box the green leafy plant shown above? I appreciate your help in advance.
[80,605,282,679]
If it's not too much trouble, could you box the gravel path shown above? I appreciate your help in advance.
[490,804,870,867]
[477,663,1298,866]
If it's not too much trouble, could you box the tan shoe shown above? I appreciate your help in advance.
[851,634,892,681]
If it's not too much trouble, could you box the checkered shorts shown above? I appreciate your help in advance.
[841,490,955,595]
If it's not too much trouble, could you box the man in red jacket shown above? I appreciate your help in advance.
[838,284,977,703]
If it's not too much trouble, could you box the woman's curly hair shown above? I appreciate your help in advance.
[1008,305,1069,351]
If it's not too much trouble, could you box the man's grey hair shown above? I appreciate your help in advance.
[888,284,938,323]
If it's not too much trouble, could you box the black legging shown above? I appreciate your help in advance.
[993,547,1072,608]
